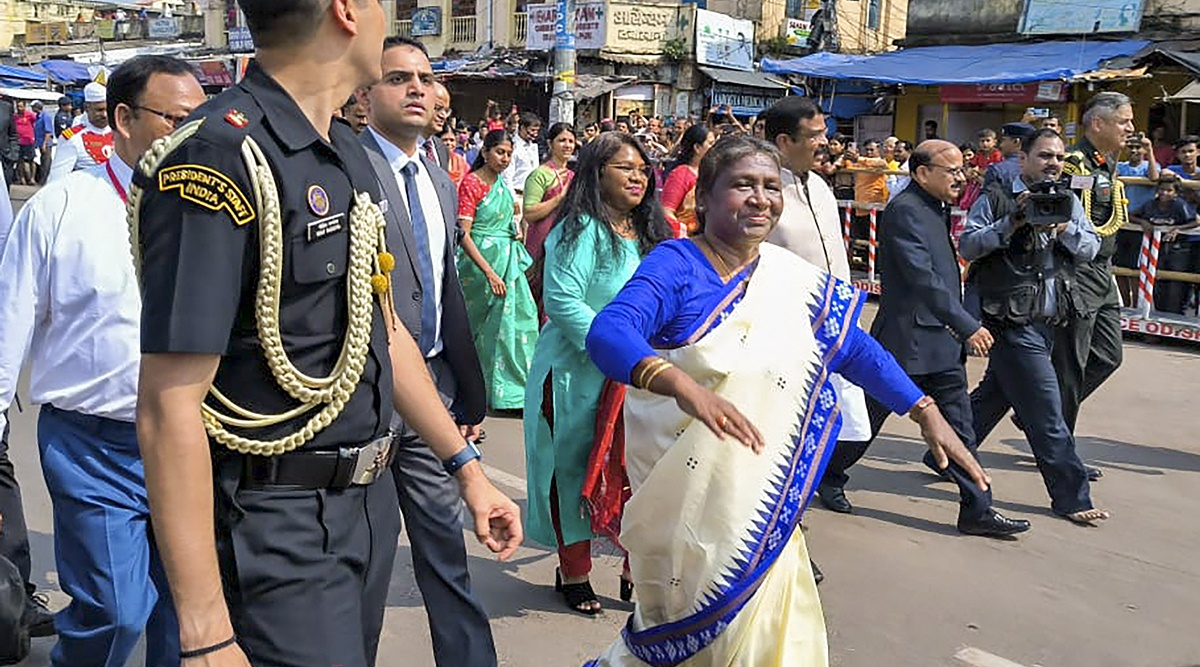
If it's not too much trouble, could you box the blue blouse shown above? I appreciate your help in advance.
[585,240,923,416]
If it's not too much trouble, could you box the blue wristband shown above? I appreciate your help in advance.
[442,440,482,476]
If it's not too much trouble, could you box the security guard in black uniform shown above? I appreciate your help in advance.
[1057,92,1133,440]
[960,128,1109,524]
[131,2,521,666]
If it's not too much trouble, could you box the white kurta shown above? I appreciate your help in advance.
[767,168,872,441]
[0,157,139,435]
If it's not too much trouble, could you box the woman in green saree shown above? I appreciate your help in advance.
[457,130,539,410]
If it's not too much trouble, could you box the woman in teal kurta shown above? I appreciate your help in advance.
[524,132,672,615]
[457,130,539,410]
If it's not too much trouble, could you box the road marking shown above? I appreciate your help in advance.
[954,647,1030,667]
[483,464,527,495]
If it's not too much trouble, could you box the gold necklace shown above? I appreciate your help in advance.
[697,237,746,281]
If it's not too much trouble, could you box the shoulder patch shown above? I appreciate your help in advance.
[62,124,84,139]
[224,109,249,128]
[158,164,256,226]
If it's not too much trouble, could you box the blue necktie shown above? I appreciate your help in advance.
[400,161,438,355]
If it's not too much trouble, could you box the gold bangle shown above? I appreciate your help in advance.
[633,357,668,389]
[641,362,673,390]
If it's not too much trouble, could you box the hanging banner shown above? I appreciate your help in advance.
[147,17,181,39]
[940,82,1069,104]
[695,8,754,72]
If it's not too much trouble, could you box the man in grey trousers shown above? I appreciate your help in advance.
[361,36,496,667]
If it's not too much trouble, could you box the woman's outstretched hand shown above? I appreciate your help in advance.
[672,378,765,453]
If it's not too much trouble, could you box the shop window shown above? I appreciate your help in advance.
[397,0,417,20]
[785,0,803,20]
[867,0,881,31]
[452,0,475,17]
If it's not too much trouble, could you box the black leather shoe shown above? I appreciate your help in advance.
[1086,465,1103,482]
[23,591,56,637]
[810,559,824,585]
[957,510,1031,538]
[817,484,853,513]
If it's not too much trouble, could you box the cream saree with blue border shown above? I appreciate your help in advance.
[586,244,864,667]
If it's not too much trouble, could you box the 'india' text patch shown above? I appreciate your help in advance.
[158,164,256,226]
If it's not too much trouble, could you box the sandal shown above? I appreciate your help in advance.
[555,568,601,615]
[620,575,634,602]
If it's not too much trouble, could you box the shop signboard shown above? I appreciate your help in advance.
[148,17,181,39]
[527,2,605,51]
[411,7,442,37]
[710,84,784,115]
[695,8,754,72]
[1020,0,1144,35]
[606,2,678,56]
[782,18,812,48]
[940,82,1069,104]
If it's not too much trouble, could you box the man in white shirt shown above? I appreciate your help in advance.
[0,55,205,667]
[760,97,873,515]
[502,111,542,197]
[360,36,496,667]
[47,82,113,182]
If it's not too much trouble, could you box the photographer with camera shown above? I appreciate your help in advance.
[960,128,1109,525]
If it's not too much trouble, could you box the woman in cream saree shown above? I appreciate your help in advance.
[583,136,990,667]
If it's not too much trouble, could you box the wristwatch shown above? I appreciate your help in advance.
[442,440,483,476]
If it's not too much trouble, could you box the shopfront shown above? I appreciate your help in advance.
[700,66,788,118]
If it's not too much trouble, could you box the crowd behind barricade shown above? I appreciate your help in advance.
[0,13,1162,667]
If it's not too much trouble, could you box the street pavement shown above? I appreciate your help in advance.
[4,186,1200,667]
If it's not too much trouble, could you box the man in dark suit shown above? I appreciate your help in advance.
[0,99,18,187]
[362,36,497,666]
[418,81,452,170]
[822,140,1030,538]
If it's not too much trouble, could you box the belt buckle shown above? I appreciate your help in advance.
[349,437,392,485]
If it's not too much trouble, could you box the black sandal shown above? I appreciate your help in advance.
[620,575,634,602]
[555,568,601,615]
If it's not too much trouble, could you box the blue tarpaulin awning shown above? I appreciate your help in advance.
[39,60,94,85]
[0,64,45,85]
[762,40,1151,85]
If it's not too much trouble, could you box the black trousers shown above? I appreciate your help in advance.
[0,411,33,596]
[214,454,401,667]
[972,324,1092,515]
[1154,240,1200,314]
[390,356,496,667]
[821,366,992,522]
[1052,284,1123,432]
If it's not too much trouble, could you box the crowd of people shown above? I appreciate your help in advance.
[0,3,1165,666]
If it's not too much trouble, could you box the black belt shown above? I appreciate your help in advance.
[240,436,394,491]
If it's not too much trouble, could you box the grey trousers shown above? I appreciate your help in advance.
[390,355,498,667]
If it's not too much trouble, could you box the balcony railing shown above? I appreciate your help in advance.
[394,19,412,37]
[449,15,476,44]
[511,12,527,46]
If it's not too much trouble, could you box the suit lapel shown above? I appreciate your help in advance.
[361,130,422,286]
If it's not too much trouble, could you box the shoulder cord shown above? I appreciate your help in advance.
[1065,153,1128,237]
[128,121,395,456]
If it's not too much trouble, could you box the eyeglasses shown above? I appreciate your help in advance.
[133,105,189,129]
[927,163,966,178]
[606,163,653,180]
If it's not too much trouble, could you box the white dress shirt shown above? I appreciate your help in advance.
[48,120,113,183]
[0,169,13,252]
[368,127,447,356]
[0,155,139,435]
[502,133,540,194]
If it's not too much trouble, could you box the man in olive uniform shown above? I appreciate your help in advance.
[132,2,522,666]
[1058,92,1134,438]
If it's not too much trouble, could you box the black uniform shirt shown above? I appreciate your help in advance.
[136,62,392,452]
[1066,136,1122,308]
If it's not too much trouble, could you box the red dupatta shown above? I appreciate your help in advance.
[582,379,630,549]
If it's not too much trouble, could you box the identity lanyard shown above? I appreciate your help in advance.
[105,160,127,204]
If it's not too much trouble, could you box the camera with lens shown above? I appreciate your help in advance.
[1024,178,1074,226]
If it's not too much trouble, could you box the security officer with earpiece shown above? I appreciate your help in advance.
[960,128,1109,526]
[131,2,522,666]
